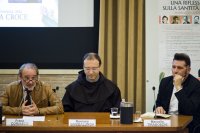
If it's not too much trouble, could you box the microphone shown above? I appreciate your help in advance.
[53,86,59,93]
[152,86,157,118]
[56,86,59,91]
[198,69,200,77]
[54,86,59,120]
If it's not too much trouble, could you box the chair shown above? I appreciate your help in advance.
[193,124,200,133]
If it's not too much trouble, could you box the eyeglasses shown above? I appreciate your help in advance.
[22,76,38,82]
[84,67,99,72]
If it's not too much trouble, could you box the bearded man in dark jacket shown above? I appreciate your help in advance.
[62,53,122,112]
[155,53,200,133]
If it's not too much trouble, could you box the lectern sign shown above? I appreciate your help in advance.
[6,118,33,126]
[69,119,96,127]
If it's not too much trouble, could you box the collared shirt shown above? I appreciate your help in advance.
[168,86,180,114]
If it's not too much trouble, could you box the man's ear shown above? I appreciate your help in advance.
[187,66,191,73]
[18,74,22,80]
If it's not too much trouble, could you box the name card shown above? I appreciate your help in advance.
[6,118,33,126]
[69,119,96,127]
[144,119,171,127]
[23,116,45,121]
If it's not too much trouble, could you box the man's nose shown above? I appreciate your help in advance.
[27,80,34,84]
[88,70,94,74]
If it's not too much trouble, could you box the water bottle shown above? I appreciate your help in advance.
[120,101,133,124]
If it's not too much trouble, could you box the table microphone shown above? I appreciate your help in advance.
[56,86,59,91]
[54,87,59,120]
[152,86,157,118]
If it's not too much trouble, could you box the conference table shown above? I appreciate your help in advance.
[0,112,192,133]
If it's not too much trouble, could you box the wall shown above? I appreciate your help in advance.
[145,0,159,112]
[0,70,79,99]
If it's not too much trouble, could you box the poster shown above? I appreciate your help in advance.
[158,0,200,77]
[0,0,58,27]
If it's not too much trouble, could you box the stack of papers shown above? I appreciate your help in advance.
[141,112,171,119]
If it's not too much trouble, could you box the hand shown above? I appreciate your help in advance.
[173,74,183,91]
[22,100,39,116]
[155,106,166,114]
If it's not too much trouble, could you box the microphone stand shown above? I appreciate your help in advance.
[152,86,157,119]
[55,101,58,121]
[54,87,59,121]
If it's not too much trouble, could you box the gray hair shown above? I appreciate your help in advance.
[18,63,39,77]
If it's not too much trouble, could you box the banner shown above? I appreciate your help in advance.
[158,0,200,77]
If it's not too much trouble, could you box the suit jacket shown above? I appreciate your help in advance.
[1,80,64,115]
[156,74,200,132]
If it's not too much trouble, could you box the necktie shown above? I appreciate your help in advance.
[25,88,32,106]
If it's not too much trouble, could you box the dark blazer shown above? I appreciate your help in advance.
[156,74,200,133]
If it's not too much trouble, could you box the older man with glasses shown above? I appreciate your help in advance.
[62,52,122,112]
[0,63,64,115]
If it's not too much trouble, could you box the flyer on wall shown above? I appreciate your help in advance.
[158,0,200,77]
